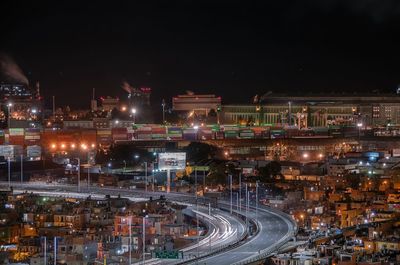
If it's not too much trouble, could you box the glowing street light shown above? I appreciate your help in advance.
[6,102,12,128]
[303,153,309,159]
[121,106,127,112]
[51,144,56,149]
[131,108,137,123]
[60,144,66,149]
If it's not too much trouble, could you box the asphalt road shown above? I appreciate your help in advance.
[1,182,294,265]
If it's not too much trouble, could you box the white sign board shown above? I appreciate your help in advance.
[158,152,186,170]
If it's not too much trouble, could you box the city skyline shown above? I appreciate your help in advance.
[1,1,400,108]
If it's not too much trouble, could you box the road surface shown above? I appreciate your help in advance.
[1,182,295,265]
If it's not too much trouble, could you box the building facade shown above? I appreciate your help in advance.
[221,93,400,127]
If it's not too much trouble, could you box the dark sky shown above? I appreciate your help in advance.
[1,0,400,108]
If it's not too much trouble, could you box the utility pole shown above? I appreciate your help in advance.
[129,216,132,265]
[161,99,166,124]
[52,96,55,121]
[239,173,242,212]
[229,174,233,214]
[8,157,11,189]
[142,216,146,265]
[194,167,197,199]
[54,237,57,265]
[236,192,239,211]
[77,158,81,192]
[43,236,47,265]
[20,154,23,184]
[245,183,248,227]
[144,162,148,193]
[87,153,90,190]
[203,169,206,194]
[256,181,259,225]
[196,200,199,261]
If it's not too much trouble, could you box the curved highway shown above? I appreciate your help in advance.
[1,182,295,265]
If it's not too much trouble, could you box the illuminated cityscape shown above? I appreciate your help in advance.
[1,1,400,265]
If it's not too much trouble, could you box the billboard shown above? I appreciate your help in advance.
[158,152,186,170]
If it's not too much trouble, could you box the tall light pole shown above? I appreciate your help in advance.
[8,157,11,189]
[239,173,242,212]
[77,158,81,192]
[256,181,259,225]
[142,215,147,265]
[229,174,233,214]
[87,152,90,190]
[194,166,198,199]
[245,183,248,227]
[43,236,47,265]
[54,236,57,265]
[131,108,137,124]
[357,122,363,140]
[161,99,166,124]
[144,162,148,193]
[129,216,132,265]
[20,154,23,184]
[7,102,12,128]
[203,169,206,194]
[236,192,239,211]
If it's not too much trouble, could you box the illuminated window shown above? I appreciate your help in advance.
[373,106,380,118]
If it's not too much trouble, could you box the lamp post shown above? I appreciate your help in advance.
[87,152,91,190]
[144,162,148,193]
[131,108,137,124]
[7,102,12,128]
[256,181,259,225]
[161,99,166,124]
[194,166,197,199]
[20,154,23,184]
[77,158,81,192]
[7,157,11,189]
[239,173,242,212]
[357,122,363,139]
[128,216,132,265]
[229,174,233,214]
[142,215,148,265]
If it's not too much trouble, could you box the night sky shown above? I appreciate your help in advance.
[1,0,400,108]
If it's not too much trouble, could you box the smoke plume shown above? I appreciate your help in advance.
[0,53,29,86]
[121,81,133,94]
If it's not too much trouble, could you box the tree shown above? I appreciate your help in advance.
[258,166,272,183]
[207,163,227,186]
[258,161,282,183]
[267,161,282,178]
[344,173,361,190]
[184,142,216,163]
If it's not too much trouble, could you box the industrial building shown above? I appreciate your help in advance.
[221,92,400,127]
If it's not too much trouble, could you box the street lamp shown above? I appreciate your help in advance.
[131,108,137,123]
[142,214,148,265]
[161,99,166,124]
[357,122,363,139]
[77,158,81,192]
[7,102,12,128]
